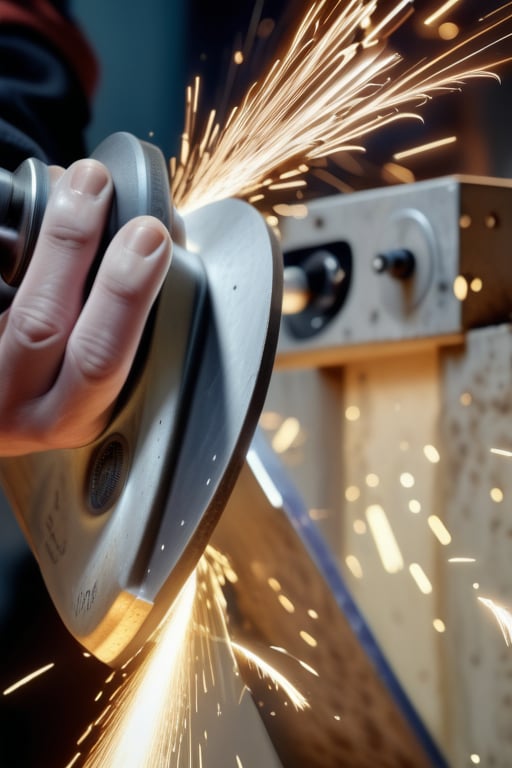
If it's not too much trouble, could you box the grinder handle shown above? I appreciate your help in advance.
[0,131,172,289]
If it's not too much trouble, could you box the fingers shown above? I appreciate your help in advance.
[0,159,173,454]
[41,215,172,445]
[0,159,113,403]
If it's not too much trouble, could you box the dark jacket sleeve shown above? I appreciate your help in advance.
[0,0,98,170]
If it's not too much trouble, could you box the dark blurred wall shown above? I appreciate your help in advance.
[72,0,187,161]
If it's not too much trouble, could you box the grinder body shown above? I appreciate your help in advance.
[0,133,282,666]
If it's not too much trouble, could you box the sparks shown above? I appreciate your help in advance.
[172,0,512,212]
[366,503,404,573]
[478,597,512,646]
[424,0,462,28]
[393,134,457,160]
[84,572,197,768]
[231,642,309,711]
[490,447,512,457]
[64,754,82,768]
[2,662,55,696]
[81,548,307,766]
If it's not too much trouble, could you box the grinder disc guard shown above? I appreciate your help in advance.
[0,198,282,666]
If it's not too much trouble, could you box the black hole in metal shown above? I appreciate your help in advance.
[283,241,352,339]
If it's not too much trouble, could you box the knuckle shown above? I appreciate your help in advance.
[71,330,121,382]
[44,221,92,254]
[9,299,64,346]
[42,177,110,255]
[102,269,142,305]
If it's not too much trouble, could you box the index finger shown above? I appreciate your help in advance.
[0,159,113,405]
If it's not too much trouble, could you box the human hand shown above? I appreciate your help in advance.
[0,158,172,456]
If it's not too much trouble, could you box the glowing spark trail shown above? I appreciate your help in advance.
[2,662,55,695]
[393,135,457,160]
[84,572,197,767]
[82,548,306,767]
[490,447,512,458]
[172,0,512,213]
[231,642,310,711]
[424,0,462,28]
[478,597,512,646]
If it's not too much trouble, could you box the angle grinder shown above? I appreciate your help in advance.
[0,132,282,666]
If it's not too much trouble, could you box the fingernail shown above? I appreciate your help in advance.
[70,161,110,196]
[125,222,167,257]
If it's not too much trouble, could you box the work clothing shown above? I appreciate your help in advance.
[0,0,96,169]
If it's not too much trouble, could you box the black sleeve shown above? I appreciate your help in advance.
[0,1,98,170]
[0,30,91,170]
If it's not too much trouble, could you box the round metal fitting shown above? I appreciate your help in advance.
[86,434,129,515]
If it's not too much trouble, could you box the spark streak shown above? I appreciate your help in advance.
[424,0,462,28]
[393,135,457,160]
[84,572,197,767]
[490,447,512,457]
[231,643,309,711]
[82,548,307,766]
[2,662,55,695]
[478,597,512,646]
[366,503,404,573]
[172,0,512,212]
